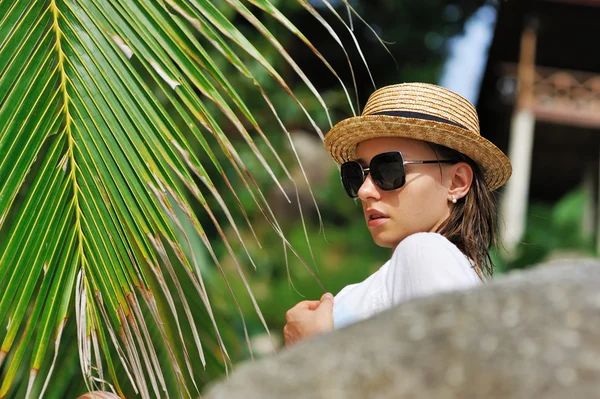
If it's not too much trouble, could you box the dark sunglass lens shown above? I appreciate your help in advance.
[341,162,364,197]
[371,152,405,190]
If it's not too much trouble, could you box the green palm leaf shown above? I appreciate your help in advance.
[0,0,368,397]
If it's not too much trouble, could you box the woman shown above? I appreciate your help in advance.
[283,83,512,346]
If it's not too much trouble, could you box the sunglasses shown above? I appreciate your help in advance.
[341,151,457,198]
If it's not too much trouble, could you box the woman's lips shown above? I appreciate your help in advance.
[367,216,389,228]
[365,208,389,228]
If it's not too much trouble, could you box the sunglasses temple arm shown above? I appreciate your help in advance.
[404,160,456,165]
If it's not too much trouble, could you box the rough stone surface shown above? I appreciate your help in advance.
[205,261,600,399]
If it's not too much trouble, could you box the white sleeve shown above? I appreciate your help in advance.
[384,233,481,305]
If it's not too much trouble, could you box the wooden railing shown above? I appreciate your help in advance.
[501,63,600,128]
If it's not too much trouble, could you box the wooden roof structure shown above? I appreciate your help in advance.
[477,0,600,202]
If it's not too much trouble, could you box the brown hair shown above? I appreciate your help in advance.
[429,143,498,280]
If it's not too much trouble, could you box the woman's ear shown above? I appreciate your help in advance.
[448,162,473,201]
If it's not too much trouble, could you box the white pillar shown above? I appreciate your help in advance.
[500,109,535,256]
[499,24,537,257]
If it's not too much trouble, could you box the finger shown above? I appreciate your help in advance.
[320,292,334,303]
[283,324,291,345]
[317,293,334,313]
[286,300,320,321]
[283,323,300,347]
[292,300,321,311]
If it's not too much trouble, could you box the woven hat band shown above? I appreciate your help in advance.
[371,111,468,130]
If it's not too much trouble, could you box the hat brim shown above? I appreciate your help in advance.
[324,115,512,191]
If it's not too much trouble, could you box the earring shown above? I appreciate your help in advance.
[451,194,457,204]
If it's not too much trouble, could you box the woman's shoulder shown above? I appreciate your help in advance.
[395,232,461,255]
[391,232,472,274]
[386,232,481,303]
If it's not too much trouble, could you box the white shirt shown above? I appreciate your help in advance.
[333,232,482,329]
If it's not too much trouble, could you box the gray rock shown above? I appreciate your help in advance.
[205,261,600,399]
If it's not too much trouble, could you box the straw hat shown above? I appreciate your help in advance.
[324,83,512,190]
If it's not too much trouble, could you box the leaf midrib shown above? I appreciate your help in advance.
[50,0,84,266]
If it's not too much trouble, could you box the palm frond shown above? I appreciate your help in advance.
[0,0,369,396]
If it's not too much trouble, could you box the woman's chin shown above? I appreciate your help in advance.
[371,234,400,249]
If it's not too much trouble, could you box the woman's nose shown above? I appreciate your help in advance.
[357,175,381,201]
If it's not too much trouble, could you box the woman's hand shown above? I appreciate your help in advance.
[283,293,334,347]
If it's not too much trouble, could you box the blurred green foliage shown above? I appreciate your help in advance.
[494,188,596,274]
